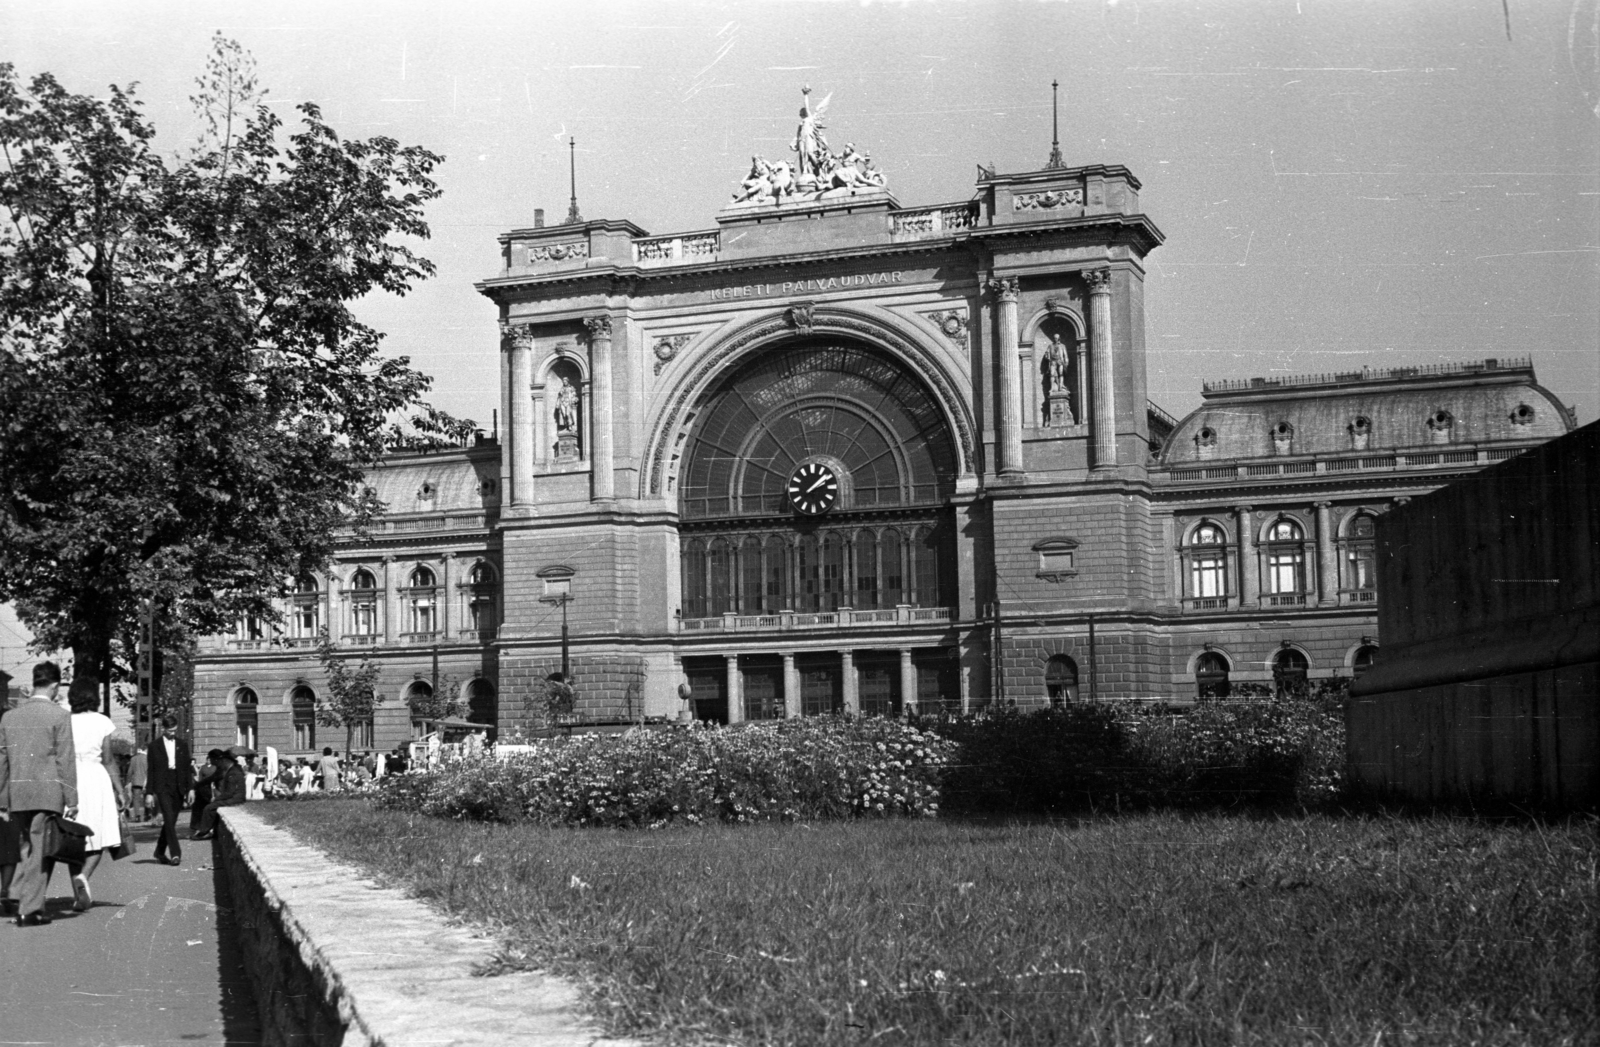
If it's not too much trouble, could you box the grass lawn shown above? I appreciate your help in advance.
[259,801,1596,1046]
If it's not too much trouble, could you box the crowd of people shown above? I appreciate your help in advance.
[0,659,436,928]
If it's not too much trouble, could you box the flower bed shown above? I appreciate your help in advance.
[376,716,954,827]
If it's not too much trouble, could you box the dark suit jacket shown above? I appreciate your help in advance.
[212,762,247,807]
[0,695,78,812]
[146,736,194,798]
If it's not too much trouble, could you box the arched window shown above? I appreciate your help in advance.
[291,575,321,639]
[763,535,789,612]
[1273,648,1309,696]
[234,687,259,750]
[1265,519,1305,596]
[1352,644,1379,676]
[854,529,879,610]
[1345,514,1377,594]
[708,538,732,617]
[1045,655,1079,705]
[466,561,497,634]
[348,569,378,638]
[407,566,438,636]
[740,537,764,614]
[290,686,316,750]
[1189,522,1228,600]
[407,681,436,738]
[466,679,496,733]
[880,528,904,607]
[683,539,708,618]
[1196,652,1230,698]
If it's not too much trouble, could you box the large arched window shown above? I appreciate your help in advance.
[1352,644,1379,676]
[348,568,379,638]
[1265,519,1305,598]
[1045,655,1079,705]
[234,687,259,750]
[1344,514,1377,597]
[1196,652,1231,698]
[466,561,498,634]
[676,340,960,619]
[291,575,321,639]
[407,681,436,738]
[467,679,497,733]
[1188,522,1228,602]
[290,686,316,750]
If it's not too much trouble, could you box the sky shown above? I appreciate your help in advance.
[4,0,1598,426]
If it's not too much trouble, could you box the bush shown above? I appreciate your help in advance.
[374,716,955,827]
[933,693,1345,814]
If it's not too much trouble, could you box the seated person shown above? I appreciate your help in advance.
[191,750,247,840]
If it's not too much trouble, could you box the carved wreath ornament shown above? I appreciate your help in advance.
[652,334,691,374]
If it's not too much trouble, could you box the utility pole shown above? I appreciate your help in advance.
[1045,79,1065,169]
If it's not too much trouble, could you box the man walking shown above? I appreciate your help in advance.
[144,715,194,866]
[0,662,79,926]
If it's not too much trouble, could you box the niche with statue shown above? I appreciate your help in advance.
[548,358,584,461]
[1035,316,1081,426]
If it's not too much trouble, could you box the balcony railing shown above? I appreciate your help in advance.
[1160,443,1531,484]
[890,203,979,241]
[633,231,720,267]
[680,605,953,633]
[1265,594,1307,607]
[1186,597,1229,611]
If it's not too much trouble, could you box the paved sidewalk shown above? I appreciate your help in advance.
[0,824,260,1047]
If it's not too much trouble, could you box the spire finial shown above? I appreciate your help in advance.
[1045,79,1065,169]
[563,135,583,225]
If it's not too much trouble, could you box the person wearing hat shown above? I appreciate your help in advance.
[191,749,246,840]
[0,662,79,925]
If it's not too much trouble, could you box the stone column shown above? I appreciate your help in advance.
[503,322,535,505]
[841,650,858,715]
[1074,340,1088,425]
[726,654,743,724]
[1234,506,1258,608]
[584,316,615,500]
[899,648,917,716]
[1314,502,1337,606]
[1086,268,1116,469]
[381,556,398,644]
[440,553,455,638]
[988,277,1024,477]
[782,653,800,719]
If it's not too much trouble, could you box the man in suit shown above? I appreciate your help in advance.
[144,714,193,866]
[191,749,246,840]
[0,662,79,926]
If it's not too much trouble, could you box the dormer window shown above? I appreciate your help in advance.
[1348,415,1372,450]
[1510,404,1534,426]
[1426,410,1454,445]
[1272,421,1294,456]
[1195,426,1218,460]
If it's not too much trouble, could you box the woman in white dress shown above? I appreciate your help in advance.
[66,678,126,911]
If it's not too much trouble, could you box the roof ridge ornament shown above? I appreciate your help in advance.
[1044,80,1066,169]
[728,86,887,208]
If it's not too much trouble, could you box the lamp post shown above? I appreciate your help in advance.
[540,592,572,678]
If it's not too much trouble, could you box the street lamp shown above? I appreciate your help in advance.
[540,591,572,678]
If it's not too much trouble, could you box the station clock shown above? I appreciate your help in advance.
[787,461,839,516]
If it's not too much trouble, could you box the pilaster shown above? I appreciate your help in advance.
[503,322,535,506]
[988,277,1024,477]
[1086,268,1116,469]
[1234,506,1258,607]
[585,316,615,501]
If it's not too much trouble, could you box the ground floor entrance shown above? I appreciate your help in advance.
[682,646,961,723]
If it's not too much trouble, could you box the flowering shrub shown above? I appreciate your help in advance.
[934,693,1345,813]
[375,716,954,827]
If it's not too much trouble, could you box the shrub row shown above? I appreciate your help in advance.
[375,716,954,827]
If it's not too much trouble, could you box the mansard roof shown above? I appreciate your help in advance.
[365,445,501,515]
[1161,358,1574,464]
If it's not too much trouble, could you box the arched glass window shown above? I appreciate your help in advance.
[1266,519,1305,595]
[407,681,436,738]
[854,529,879,610]
[407,566,437,635]
[708,538,732,617]
[349,569,378,638]
[1045,655,1079,705]
[683,539,707,618]
[739,537,764,614]
[1352,644,1379,676]
[1196,652,1230,698]
[467,679,496,731]
[1346,514,1377,592]
[1274,648,1309,696]
[234,687,259,749]
[822,532,845,611]
[466,561,497,634]
[290,686,316,750]
[1190,522,1228,599]
[880,529,904,607]
[764,535,789,612]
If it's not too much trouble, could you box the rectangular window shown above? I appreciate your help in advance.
[1268,549,1304,594]
[294,722,314,750]
[410,596,435,635]
[1348,546,1375,590]
[352,598,377,637]
[350,721,374,749]
[1038,549,1075,576]
[235,722,257,750]
[1191,554,1226,598]
[294,601,319,638]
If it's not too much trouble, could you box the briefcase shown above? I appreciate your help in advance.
[45,816,93,864]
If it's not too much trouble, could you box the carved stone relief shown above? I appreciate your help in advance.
[1014,188,1084,212]
[526,241,589,264]
[924,309,969,349]
[652,334,692,375]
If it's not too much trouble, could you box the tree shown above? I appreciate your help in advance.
[314,632,383,757]
[0,37,447,677]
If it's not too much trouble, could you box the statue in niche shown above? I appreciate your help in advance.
[1040,331,1076,426]
[553,377,579,434]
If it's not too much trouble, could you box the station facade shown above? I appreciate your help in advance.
[189,108,1577,756]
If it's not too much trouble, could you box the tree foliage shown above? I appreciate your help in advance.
[314,632,384,756]
[0,37,446,671]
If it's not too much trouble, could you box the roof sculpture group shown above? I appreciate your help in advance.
[731,87,887,206]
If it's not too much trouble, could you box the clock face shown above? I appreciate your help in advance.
[787,461,839,516]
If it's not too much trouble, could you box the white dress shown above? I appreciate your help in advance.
[71,711,122,852]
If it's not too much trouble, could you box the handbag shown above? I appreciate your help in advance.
[110,814,136,861]
[47,816,92,864]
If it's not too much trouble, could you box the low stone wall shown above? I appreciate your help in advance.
[216,805,641,1047]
